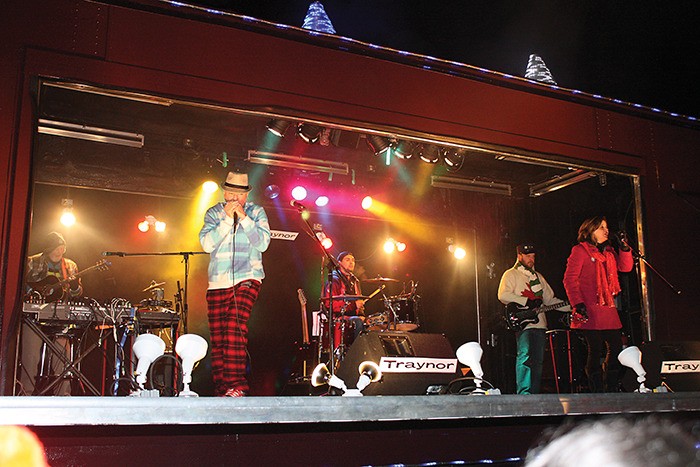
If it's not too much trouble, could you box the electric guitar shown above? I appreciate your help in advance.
[28,259,111,302]
[290,289,318,380]
[504,299,570,332]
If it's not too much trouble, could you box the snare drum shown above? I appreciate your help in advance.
[366,312,389,331]
[385,296,419,331]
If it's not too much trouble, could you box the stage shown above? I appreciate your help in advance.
[2,392,699,465]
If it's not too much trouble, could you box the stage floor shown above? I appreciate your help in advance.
[2,392,700,426]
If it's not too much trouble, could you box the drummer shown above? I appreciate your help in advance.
[323,251,365,341]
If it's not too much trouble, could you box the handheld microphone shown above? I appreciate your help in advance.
[102,252,125,257]
[290,200,307,212]
[233,211,238,225]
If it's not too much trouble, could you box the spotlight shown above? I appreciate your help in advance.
[138,215,166,233]
[175,334,208,397]
[131,333,166,394]
[291,186,308,201]
[444,149,465,170]
[315,196,329,207]
[266,119,291,137]
[202,181,219,193]
[618,346,652,393]
[316,231,333,250]
[455,342,486,394]
[383,239,396,254]
[394,140,416,159]
[356,361,382,391]
[297,123,323,144]
[311,363,347,394]
[419,144,441,163]
[154,221,166,232]
[60,198,76,227]
[366,135,392,156]
[396,242,407,252]
[361,196,373,210]
[264,184,280,199]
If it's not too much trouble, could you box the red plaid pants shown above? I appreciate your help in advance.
[206,280,261,396]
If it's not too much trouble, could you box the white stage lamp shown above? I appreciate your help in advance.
[132,334,166,390]
[311,363,347,394]
[618,346,652,393]
[175,334,209,397]
[356,361,382,392]
[456,341,486,394]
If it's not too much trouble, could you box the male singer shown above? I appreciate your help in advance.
[199,171,270,397]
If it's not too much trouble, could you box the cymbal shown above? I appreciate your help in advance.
[321,294,369,301]
[363,276,399,283]
[142,281,165,292]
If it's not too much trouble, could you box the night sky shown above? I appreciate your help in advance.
[193,1,699,118]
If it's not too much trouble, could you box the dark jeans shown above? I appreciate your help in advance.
[580,329,623,392]
[515,328,546,394]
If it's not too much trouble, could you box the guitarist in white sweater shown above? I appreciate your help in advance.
[498,243,570,394]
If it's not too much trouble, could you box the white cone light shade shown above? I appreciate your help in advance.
[618,346,646,380]
[176,334,208,397]
[133,334,166,387]
[356,361,382,392]
[311,363,330,387]
[456,342,484,379]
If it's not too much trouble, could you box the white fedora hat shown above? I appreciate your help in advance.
[221,172,251,193]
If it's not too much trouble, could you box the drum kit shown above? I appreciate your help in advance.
[318,276,421,366]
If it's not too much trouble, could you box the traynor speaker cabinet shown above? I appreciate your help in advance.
[622,341,700,392]
[336,331,458,395]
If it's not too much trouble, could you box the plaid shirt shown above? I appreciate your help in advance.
[199,201,271,290]
[25,253,83,297]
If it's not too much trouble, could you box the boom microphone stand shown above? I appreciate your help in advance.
[618,237,681,296]
[290,203,344,375]
[101,250,208,333]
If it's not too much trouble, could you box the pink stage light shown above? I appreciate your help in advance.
[291,186,308,201]
[361,196,373,210]
[315,196,329,207]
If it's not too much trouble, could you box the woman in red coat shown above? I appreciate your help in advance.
[563,216,634,392]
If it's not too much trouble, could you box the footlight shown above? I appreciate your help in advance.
[176,334,208,397]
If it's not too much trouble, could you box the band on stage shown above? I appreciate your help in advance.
[17,170,637,397]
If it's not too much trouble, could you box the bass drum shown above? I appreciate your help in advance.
[365,312,389,331]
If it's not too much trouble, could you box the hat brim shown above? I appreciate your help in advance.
[221,182,252,193]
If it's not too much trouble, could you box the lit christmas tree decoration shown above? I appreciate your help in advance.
[302,2,336,34]
[525,54,557,85]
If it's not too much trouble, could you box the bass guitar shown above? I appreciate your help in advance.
[27,259,111,302]
[504,299,570,332]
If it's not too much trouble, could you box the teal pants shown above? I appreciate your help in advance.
[515,328,546,394]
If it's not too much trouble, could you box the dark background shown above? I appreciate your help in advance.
[191,1,700,119]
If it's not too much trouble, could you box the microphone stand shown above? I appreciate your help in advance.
[292,207,344,376]
[102,250,208,333]
[620,238,681,295]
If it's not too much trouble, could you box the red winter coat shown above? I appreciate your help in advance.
[563,242,634,330]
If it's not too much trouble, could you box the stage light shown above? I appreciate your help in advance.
[154,221,166,232]
[366,135,392,156]
[202,180,219,193]
[419,144,441,163]
[453,246,466,260]
[444,149,465,170]
[59,198,76,227]
[383,239,396,254]
[138,220,150,232]
[315,196,329,207]
[529,170,597,197]
[316,231,333,250]
[311,363,347,394]
[394,140,415,159]
[396,242,407,252]
[264,184,280,199]
[618,346,652,393]
[297,123,323,144]
[175,334,208,397]
[131,333,166,394]
[356,361,382,391]
[455,342,486,394]
[266,119,291,137]
[291,186,308,201]
[361,196,373,210]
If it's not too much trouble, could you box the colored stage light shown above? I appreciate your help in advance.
[202,180,218,193]
[315,196,329,207]
[396,242,407,252]
[394,140,415,159]
[453,246,467,260]
[266,119,291,138]
[138,220,150,232]
[291,186,308,201]
[297,123,323,144]
[419,144,441,163]
[264,184,280,199]
[361,196,373,210]
[154,221,166,232]
[366,135,392,156]
[383,239,396,254]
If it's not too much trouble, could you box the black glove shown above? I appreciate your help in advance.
[573,303,589,322]
[615,231,631,251]
[526,298,542,309]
